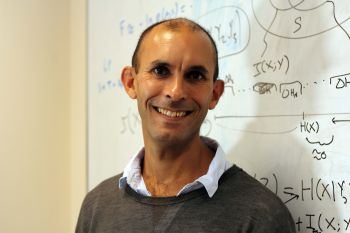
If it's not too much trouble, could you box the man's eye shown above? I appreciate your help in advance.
[153,66,170,77]
[186,71,205,81]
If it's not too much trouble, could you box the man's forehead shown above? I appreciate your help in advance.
[140,24,213,55]
[146,24,205,42]
[149,28,173,43]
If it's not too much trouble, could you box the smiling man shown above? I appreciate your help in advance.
[76,18,296,233]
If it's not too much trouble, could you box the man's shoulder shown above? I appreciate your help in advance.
[82,173,123,208]
[214,166,295,232]
[218,166,288,210]
[75,173,125,232]
[92,173,123,191]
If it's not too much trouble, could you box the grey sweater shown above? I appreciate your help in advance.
[76,165,296,233]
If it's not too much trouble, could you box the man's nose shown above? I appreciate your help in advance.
[165,75,187,101]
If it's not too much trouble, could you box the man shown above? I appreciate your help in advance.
[76,18,296,232]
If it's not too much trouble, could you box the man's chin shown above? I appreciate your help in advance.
[154,133,183,144]
[150,131,198,147]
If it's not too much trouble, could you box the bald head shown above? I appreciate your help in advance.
[131,18,219,81]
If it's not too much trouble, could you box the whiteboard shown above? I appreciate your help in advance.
[88,1,350,232]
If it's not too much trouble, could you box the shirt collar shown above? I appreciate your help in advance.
[118,147,145,190]
[119,137,232,197]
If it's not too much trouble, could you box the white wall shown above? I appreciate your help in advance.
[70,0,87,230]
[0,0,87,232]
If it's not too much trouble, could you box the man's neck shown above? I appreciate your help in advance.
[142,136,214,197]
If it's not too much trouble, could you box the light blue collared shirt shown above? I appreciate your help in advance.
[119,137,232,197]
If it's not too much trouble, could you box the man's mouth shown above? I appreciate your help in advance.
[154,107,190,118]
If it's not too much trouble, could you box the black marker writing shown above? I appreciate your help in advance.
[294,16,302,33]
[306,135,334,146]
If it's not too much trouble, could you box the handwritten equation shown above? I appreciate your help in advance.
[253,55,289,77]
[227,70,349,99]
[255,173,350,205]
[295,213,350,233]
[119,2,187,36]
[197,5,250,58]
[120,108,140,134]
[255,172,350,232]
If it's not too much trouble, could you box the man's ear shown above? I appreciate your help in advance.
[209,79,225,110]
[121,66,137,99]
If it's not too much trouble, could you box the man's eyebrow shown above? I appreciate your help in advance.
[187,65,209,75]
[149,60,171,68]
[149,61,208,75]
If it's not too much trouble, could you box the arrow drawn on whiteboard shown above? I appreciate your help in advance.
[216,123,297,135]
[305,135,334,146]
[214,112,350,120]
[332,117,350,124]
[283,187,299,204]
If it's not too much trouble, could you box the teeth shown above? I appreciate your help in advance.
[157,107,186,117]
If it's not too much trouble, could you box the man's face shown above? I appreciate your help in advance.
[124,25,223,145]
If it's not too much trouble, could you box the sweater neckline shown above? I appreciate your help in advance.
[124,165,241,206]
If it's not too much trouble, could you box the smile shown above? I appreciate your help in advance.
[155,107,189,118]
